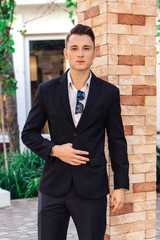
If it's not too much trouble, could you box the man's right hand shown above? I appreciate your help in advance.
[52,143,90,166]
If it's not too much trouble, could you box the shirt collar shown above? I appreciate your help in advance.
[67,70,92,89]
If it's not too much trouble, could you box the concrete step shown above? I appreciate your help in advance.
[0,188,11,208]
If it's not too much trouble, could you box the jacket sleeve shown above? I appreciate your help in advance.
[105,88,129,190]
[21,84,55,162]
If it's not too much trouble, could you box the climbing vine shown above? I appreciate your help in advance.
[0,0,77,95]
[66,0,77,25]
[0,0,17,95]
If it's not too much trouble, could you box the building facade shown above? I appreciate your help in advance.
[8,0,158,239]
[12,0,75,150]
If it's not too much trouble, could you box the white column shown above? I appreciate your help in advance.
[12,14,28,152]
[0,188,10,208]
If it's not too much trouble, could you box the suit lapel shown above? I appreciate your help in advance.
[58,71,101,130]
[76,72,101,129]
[58,71,75,129]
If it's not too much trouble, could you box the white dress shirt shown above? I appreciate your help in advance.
[68,71,92,127]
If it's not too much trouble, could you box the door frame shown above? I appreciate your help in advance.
[24,34,68,138]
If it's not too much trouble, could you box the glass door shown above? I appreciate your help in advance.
[26,38,66,134]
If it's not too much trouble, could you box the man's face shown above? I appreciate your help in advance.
[64,34,95,72]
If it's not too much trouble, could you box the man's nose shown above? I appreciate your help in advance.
[77,49,84,56]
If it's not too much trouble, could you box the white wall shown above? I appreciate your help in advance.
[12,0,76,151]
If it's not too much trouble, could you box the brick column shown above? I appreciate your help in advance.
[77,0,157,239]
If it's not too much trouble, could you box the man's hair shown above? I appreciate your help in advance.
[65,24,95,49]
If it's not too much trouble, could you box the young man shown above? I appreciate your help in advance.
[22,24,129,240]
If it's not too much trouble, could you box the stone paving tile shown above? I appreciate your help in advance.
[0,198,78,240]
[0,195,160,239]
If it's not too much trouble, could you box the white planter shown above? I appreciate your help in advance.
[0,188,11,208]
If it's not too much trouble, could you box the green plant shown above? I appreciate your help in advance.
[66,0,77,25]
[0,0,20,154]
[0,150,44,199]
[0,0,17,95]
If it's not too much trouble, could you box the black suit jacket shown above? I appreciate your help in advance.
[21,70,129,199]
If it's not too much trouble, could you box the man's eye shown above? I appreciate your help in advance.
[84,48,90,50]
[71,48,77,50]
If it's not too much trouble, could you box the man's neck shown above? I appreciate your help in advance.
[69,69,90,90]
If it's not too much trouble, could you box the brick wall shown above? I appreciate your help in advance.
[77,0,157,239]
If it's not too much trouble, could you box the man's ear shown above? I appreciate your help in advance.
[64,48,68,59]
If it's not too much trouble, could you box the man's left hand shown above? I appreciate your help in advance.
[110,189,126,213]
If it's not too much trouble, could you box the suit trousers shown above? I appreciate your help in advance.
[38,182,107,240]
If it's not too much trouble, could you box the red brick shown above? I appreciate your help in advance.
[124,125,133,135]
[84,6,100,20]
[104,235,110,240]
[118,14,145,25]
[133,182,156,193]
[120,96,145,106]
[118,55,145,66]
[110,203,133,216]
[132,86,156,96]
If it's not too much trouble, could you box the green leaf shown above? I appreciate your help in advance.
[17,29,27,36]
[9,47,15,54]
[73,2,77,8]
[66,0,77,8]
[0,42,6,51]
[9,0,14,8]
[0,20,8,27]
[69,10,73,19]
[66,0,71,6]
[9,39,14,47]
[66,3,73,8]
[5,65,10,70]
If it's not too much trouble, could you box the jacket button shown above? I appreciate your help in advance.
[73,132,77,137]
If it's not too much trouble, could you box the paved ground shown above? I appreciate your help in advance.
[0,198,78,240]
[0,194,160,240]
